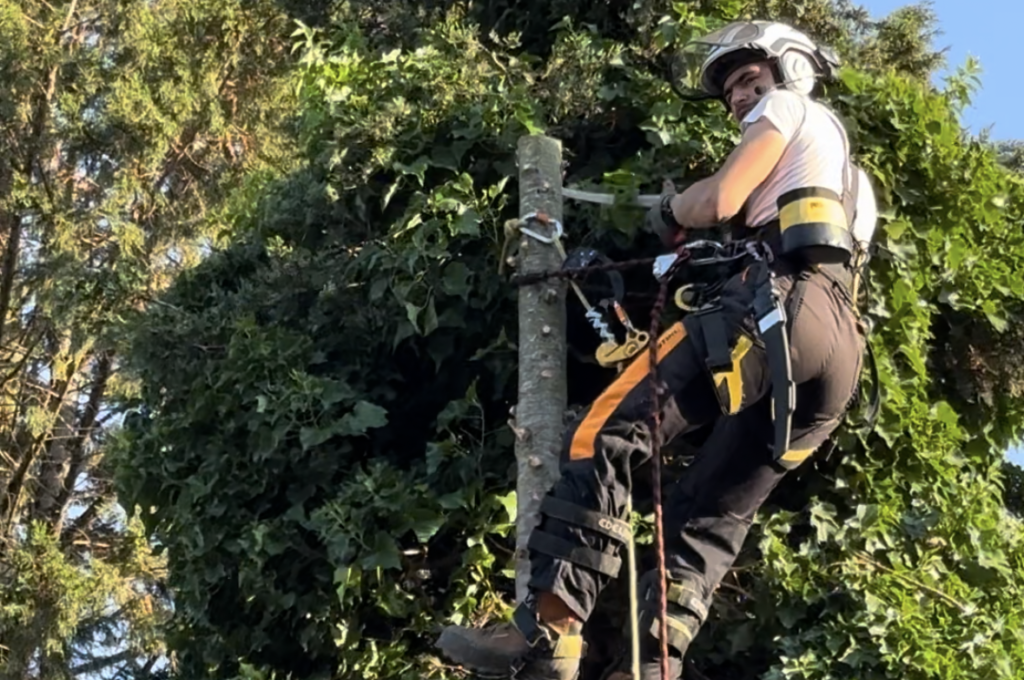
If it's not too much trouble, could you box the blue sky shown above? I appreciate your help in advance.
[860,0,1024,141]
[859,1,1024,466]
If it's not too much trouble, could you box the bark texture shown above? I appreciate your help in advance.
[513,135,568,603]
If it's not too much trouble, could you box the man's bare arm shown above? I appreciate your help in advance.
[668,118,787,229]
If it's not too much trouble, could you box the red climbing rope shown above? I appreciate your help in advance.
[648,279,671,680]
[646,245,689,680]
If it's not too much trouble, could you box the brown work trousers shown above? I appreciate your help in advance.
[525,257,864,641]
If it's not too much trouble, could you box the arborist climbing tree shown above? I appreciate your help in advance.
[436,19,880,680]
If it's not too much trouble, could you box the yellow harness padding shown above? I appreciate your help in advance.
[777,186,853,264]
[778,447,815,468]
[711,333,755,415]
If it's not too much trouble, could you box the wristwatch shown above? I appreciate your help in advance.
[660,193,681,230]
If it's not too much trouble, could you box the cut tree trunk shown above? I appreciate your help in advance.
[513,135,568,604]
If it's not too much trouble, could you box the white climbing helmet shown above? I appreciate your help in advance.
[692,20,840,98]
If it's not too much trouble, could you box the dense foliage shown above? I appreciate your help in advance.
[113,1,1024,679]
[0,0,301,677]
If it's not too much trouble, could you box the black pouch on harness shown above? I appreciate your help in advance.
[687,304,762,417]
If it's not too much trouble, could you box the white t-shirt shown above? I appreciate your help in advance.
[739,88,876,251]
[851,166,877,254]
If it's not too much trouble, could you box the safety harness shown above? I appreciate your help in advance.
[543,203,879,469]
[652,194,879,471]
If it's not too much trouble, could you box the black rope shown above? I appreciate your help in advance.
[508,257,659,287]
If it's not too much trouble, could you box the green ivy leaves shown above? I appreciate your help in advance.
[299,400,389,450]
[116,2,1024,680]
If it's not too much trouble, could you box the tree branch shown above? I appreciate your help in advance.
[29,0,82,230]
[851,552,969,613]
[0,343,80,538]
[0,183,21,351]
[141,655,159,675]
[0,328,45,393]
[51,351,114,533]
[69,649,136,676]
[61,494,106,550]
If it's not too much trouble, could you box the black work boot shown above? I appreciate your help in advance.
[436,601,586,679]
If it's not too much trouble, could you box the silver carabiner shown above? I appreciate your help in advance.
[653,253,681,279]
[519,212,564,244]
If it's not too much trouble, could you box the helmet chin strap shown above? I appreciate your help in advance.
[665,61,819,105]
[668,82,719,102]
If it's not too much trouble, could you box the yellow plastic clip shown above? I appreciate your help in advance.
[595,329,650,367]
[594,301,651,367]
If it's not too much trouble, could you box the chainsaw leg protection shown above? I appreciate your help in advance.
[601,570,705,680]
[528,320,725,623]
[446,256,862,677]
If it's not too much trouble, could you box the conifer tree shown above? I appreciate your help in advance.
[115,2,1024,679]
[0,1,300,676]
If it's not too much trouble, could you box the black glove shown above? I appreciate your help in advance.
[645,183,683,248]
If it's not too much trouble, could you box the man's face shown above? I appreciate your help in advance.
[722,61,776,122]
